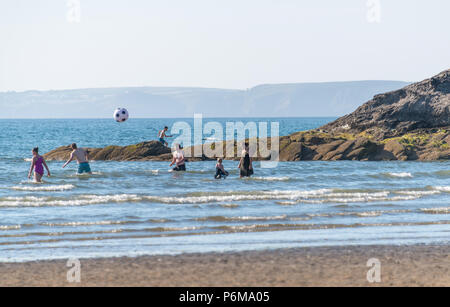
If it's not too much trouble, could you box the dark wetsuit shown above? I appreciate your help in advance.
[240,152,253,177]
[215,165,229,179]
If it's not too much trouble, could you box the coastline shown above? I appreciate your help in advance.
[1,244,448,287]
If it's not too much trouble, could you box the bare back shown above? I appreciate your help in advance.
[71,148,88,164]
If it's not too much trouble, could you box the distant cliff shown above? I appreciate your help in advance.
[1,81,408,118]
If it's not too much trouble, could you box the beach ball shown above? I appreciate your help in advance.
[114,108,129,122]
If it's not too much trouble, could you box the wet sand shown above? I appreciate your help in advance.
[0,245,448,287]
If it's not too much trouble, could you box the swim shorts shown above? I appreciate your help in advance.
[172,164,186,172]
[78,162,92,174]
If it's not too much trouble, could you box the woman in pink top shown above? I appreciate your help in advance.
[28,147,51,182]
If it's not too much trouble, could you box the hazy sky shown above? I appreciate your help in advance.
[0,0,449,92]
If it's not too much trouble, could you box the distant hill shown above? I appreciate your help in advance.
[0,81,409,118]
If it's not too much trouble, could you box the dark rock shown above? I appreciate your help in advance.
[44,141,171,161]
[322,69,450,138]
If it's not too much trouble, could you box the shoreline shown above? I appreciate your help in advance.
[1,244,448,287]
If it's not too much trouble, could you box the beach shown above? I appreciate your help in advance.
[1,245,448,287]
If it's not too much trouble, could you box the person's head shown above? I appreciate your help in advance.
[217,158,223,164]
[32,147,39,156]
[164,126,168,131]
[71,143,77,150]
[244,142,249,150]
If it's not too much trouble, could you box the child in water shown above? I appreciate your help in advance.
[215,158,229,179]
[28,147,51,182]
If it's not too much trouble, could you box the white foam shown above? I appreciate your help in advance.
[251,177,290,181]
[434,186,450,192]
[41,221,127,227]
[143,189,333,204]
[387,172,413,178]
[11,184,75,192]
[420,207,450,214]
[0,194,141,208]
[395,190,440,196]
[0,225,21,230]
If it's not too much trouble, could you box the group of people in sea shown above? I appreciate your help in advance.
[159,127,253,178]
[28,143,91,182]
[27,127,253,183]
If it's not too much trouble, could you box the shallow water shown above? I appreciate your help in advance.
[0,119,449,262]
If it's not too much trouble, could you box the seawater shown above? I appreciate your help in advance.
[0,118,449,262]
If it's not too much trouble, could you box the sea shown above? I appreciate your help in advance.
[0,118,449,262]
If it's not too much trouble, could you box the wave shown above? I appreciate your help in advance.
[39,220,138,227]
[11,184,75,192]
[195,215,287,222]
[0,185,447,208]
[420,207,450,214]
[250,177,291,182]
[0,225,21,230]
[385,172,413,178]
[434,186,450,192]
[0,194,142,208]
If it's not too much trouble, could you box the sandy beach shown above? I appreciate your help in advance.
[0,245,448,287]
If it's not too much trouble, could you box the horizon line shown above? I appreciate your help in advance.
[0,80,411,95]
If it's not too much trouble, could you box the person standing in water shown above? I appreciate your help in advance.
[28,147,51,182]
[62,143,92,174]
[158,126,172,147]
[238,142,253,178]
[170,143,186,171]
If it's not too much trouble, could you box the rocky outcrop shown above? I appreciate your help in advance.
[322,69,450,139]
[44,129,450,162]
[44,141,171,162]
[44,70,450,162]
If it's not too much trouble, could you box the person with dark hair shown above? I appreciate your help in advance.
[238,142,253,178]
[28,147,51,182]
[215,158,229,179]
[62,143,92,174]
[157,126,172,147]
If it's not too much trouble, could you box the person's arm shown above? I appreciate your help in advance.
[238,157,243,168]
[169,155,176,167]
[28,158,36,179]
[249,157,253,169]
[62,152,74,168]
[43,159,51,177]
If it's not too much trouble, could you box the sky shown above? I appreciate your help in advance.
[0,0,449,92]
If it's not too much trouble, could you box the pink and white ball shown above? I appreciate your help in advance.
[114,108,129,122]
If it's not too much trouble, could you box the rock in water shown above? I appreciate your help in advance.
[322,69,450,139]
[44,141,171,161]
